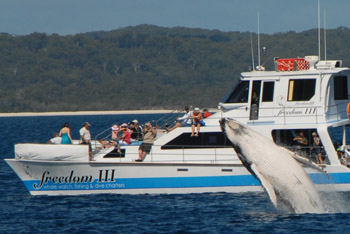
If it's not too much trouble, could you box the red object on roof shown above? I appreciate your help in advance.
[276,58,310,71]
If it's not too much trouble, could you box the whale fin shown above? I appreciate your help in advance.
[280,146,328,175]
[251,163,278,208]
[290,152,329,177]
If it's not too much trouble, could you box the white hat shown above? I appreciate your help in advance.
[194,107,200,111]
[111,125,119,131]
[132,119,138,124]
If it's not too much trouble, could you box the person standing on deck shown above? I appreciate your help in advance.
[132,120,143,141]
[80,122,93,160]
[136,122,157,162]
[59,122,73,144]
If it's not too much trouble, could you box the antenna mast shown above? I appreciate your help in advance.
[324,8,327,61]
[257,12,261,67]
[318,0,321,60]
[250,33,255,70]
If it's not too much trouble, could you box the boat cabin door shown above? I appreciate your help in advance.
[250,81,261,120]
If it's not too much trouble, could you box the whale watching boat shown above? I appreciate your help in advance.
[5,55,350,195]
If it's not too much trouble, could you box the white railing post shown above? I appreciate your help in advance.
[315,107,318,124]
[182,146,185,162]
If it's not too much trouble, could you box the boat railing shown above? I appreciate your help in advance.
[283,145,329,164]
[152,109,182,129]
[94,143,335,165]
[93,109,182,149]
[94,128,113,142]
[93,143,235,162]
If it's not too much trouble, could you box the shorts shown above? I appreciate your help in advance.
[181,122,192,127]
[192,120,205,126]
[139,143,153,153]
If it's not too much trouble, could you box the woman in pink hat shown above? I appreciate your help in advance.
[119,123,131,145]
[110,124,122,153]
[111,124,120,140]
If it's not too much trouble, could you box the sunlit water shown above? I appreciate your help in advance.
[1,115,350,233]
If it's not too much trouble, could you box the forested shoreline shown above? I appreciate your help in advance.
[1,24,350,112]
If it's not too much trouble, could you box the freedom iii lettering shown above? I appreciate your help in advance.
[33,170,117,189]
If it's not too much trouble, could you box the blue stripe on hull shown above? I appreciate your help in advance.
[310,172,350,184]
[23,172,350,192]
[24,175,261,191]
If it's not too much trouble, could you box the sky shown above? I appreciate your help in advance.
[1,0,350,36]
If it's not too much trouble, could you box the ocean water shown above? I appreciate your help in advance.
[1,114,350,233]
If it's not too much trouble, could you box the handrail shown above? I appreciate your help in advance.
[93,109,182,148]
[153,109,182,129]
[95,128,112,141]
[93,143,336,165]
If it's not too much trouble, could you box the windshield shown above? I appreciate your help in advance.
[222,80,249,103]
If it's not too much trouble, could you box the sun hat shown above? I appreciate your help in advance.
[82,122,91,126]
[111,125,119,131]
[312,132,317,136]
[121,123,128,128]
[194,107,200,111]
[132,119,138,124]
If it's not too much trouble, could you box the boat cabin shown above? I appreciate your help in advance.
[217,56,350,166]
[219,56,350,124]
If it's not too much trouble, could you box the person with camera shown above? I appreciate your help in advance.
[136,122,157,162]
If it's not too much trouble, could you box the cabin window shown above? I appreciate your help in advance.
[262,81,274,102]
[287,79,316,101]
[161,132,232,149]
[224,81,249,103]
[271,129,316,147]
[271,129,328,164]
[334,76,348,100]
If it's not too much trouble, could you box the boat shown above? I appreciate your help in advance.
[5,54,350,195]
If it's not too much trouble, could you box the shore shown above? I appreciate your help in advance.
[0,110,176,117]
[0,109,219,117]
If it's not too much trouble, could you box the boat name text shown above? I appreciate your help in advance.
[34,170,93,189]
[33,170,118,189]
[274,107,316,117]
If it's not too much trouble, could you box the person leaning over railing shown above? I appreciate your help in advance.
[135,122,157,162]
[166,106,192,132]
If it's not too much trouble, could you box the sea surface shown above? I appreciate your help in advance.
[1,114,350,233]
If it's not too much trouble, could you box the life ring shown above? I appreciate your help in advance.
[347,102,350,119]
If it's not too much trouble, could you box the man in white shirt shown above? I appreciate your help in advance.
[167,106,192,131]
[48,133,62,144]
[80,122,93,160]
[80,122,91,144]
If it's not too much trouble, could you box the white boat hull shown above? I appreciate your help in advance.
[5,159,350,196]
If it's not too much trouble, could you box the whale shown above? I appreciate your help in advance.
[220,118,325,214]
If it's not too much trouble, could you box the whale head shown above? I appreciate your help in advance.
[220,118,255,174]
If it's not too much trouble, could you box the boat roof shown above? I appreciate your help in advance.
[241,67,350,79]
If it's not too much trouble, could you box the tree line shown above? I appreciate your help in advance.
[0,24,350,112]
